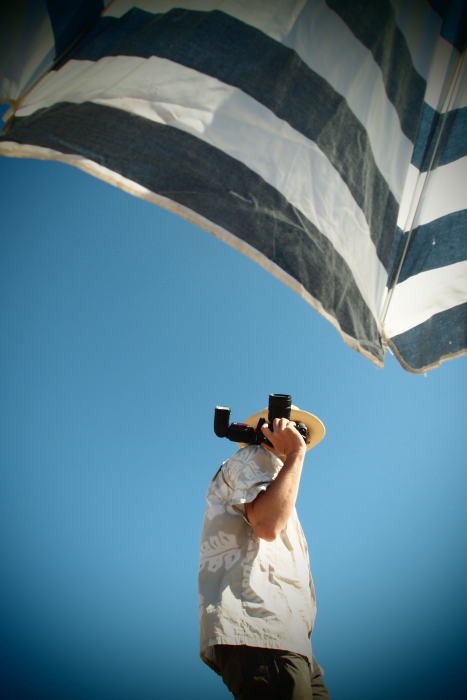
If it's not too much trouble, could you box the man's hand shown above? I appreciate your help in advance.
[245,418,307,541]
[261,418,306,461]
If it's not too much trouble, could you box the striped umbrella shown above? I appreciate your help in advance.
[1,0,465,372]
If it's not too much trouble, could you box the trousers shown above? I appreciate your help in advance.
[213,645,330,700]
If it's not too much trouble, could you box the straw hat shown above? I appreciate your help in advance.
[238,404,326,450]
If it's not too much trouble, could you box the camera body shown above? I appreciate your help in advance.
[214,394,309,446]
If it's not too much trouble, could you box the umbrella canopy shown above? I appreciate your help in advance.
[1,0,466,372]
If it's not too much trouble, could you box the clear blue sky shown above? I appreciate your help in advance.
[1,123,466,699]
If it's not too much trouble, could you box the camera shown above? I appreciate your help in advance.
[214,394,309,446]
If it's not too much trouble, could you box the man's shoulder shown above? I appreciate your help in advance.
[221,445,282,486]
[225,444,260,464]
[212,445,258,490]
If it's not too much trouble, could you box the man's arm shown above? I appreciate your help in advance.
[244,418,306,541]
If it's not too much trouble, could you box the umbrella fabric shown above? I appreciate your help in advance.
[0,0,465,372]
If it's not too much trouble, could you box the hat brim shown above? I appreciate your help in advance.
[238,405,326,450]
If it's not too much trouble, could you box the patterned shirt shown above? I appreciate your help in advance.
[199,444,316,671]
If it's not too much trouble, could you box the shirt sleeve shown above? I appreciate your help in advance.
[220,447,276,508]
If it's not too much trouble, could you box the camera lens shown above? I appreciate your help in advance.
[268,394,292,422]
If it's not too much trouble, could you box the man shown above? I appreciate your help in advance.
[199,401,329,699]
